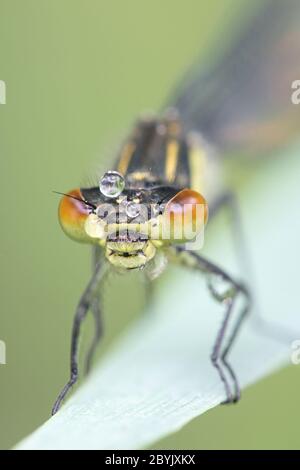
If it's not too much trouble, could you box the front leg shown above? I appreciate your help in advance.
[52,259,107,415]
[169,246,251,403]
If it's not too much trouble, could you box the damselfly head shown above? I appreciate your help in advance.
[57,171,208,269]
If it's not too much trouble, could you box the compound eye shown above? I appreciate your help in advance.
[166,189,208,223]
[163,189,208,241]
[58,189,91,242]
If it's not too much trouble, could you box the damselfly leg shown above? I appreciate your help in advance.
[173,246,251,403]
[52,259,107,415]
[196,192,252,401]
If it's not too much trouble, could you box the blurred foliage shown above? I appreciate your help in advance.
[0,0,299,449]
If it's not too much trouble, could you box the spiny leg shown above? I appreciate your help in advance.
[211,298,236,402]
[212,279,251,401]
[173,246,251,403]
[208,273,250,403]
[52,289,93,415]
[52,259,107,415]
[220,300,250,402]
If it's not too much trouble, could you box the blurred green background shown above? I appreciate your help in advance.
[0,0,300,450]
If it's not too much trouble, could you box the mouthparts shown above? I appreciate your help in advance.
[106,230,148,244]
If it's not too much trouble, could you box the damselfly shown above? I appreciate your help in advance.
[52,0,300,415]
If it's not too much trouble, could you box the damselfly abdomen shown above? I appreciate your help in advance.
[52,0,300,415]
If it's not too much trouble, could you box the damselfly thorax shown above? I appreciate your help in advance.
[59,112,209,271]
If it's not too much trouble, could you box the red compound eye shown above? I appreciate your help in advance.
[58,188,91,242]
[166,189,208,223]
[163,189,208,242]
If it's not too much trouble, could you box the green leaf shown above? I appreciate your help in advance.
[16,145,300,450]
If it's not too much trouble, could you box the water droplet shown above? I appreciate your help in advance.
[126,201,141,219]
[151,203,161,217]
[99,171,125,198]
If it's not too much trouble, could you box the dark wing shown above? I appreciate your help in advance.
[170,0,300,157]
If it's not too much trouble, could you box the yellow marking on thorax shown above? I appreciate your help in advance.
[129,171,152,181]
[165,139,179,183]
[117,141,136,175]
[188,145,207,193]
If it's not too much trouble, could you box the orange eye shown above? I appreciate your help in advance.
[58,189,92,243]
[162,189,208,242]
[166,189,208,223]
